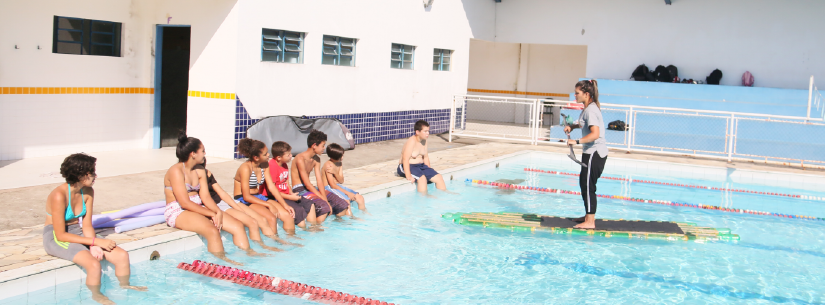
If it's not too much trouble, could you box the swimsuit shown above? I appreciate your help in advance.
[43,184,90,261]
[163,164,203,228]
[293,184,348,215]
[324,184,359,203]
[397,163,439,182]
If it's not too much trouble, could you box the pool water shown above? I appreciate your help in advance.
[23,154,825,304]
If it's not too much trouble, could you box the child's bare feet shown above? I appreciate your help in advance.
[212,251,243,266]
[120,285,148,291]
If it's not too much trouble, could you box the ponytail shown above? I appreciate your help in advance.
[575,79,600,108]
[176,131,203,162]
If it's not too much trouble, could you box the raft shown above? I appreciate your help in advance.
[442,212,739,242]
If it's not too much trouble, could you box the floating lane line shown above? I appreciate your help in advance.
[468,179,824,222]
[523,168,824,200]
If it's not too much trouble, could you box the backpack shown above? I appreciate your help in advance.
[742,71,754,86]
[654,65,671,82]
[607,120,627,131]
[631,64,649,81]
[706,69,723,85]
[666,65,678,82]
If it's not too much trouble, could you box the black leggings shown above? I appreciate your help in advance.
[579,151,607,215]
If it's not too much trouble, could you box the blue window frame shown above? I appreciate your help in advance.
[433,48,452,71]
[391,43,415,69]
[53,16,121,57]
[322,35,356,66]
[262,28,304,64]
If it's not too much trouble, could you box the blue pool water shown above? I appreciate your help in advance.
[21,155,825,304]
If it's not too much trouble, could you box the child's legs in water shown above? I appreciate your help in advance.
[248,203,279,234]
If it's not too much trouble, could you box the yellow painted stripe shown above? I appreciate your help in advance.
[0,87,154,94]
[187,90,236,100]
[467,88,568,98]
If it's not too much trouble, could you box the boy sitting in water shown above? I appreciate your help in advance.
[398,120,447,193]
[291,130,351,224]
[323,143,367,213]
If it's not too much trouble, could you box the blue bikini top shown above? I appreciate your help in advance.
[47,184,87,221]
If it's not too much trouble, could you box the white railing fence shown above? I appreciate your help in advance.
[451,94,825,167]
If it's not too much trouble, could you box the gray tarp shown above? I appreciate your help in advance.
[246,116,355,155]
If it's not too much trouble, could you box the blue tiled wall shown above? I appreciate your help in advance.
[234,98,259,159]
[234,97,453,158]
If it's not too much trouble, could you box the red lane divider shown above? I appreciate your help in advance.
[178,260,394,305]
[467,179,825,221]
[524,168,809,199]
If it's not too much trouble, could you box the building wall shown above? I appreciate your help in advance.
[0,0,155,160]
[483,0,824,89]
[0,0,479,160]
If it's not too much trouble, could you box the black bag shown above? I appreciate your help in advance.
[631,64,649,81]
[607,120,627,131]
[706,69,723,85]
[654,65,671,82]
[666,65,678,81]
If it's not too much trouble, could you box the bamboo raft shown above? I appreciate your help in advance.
[442,212,739,242]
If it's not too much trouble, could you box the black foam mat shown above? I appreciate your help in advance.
[537,216,685,234]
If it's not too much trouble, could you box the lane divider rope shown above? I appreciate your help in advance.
[468,179,824,222]
[524,168,824,201]
[178,260,395,305]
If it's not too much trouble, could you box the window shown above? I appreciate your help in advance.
[53,16,121,57]
[433,48,452,71]
[261,28,304,63]
[391,43,415,69]
[322,35,356,66]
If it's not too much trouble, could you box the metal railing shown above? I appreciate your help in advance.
[450,94,825,167]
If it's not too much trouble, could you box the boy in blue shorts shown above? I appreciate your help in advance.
[323,143,366,214]
[397,120,447,193]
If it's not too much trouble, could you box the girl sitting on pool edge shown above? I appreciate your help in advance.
[43,153,146,305]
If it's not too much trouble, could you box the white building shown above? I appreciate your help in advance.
[1,0,822,160]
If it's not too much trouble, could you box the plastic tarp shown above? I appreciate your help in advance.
[246,116,355,155]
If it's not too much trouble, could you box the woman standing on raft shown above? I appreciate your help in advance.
[43,153,146,305]
[565,79,609,229]
[163,132,253,265]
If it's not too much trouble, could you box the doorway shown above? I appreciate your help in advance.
[154,26,191,148]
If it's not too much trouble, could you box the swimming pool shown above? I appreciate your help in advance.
[18,152,825,304]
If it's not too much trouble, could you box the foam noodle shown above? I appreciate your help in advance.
[113,215,166,233]
[92,200,166,226]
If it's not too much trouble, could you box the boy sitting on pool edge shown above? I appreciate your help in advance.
[397,120,447,193]
[291,130,351,224]
[323,143,367,214]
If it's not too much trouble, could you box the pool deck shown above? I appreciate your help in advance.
[1,135,823,276]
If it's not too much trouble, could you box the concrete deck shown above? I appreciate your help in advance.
[1,134,823,274]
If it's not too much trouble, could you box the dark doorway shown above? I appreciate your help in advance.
[159,27,191,147]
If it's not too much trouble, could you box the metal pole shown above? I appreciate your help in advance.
[449,96,455,143]
[807,76,814,122]
[727,114,735,162]
[461,97,467,130]
[627,107,634,150]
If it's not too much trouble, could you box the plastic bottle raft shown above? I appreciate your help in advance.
[467,179,824,221]
[177,260,395,305]
[442,212,739,242]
